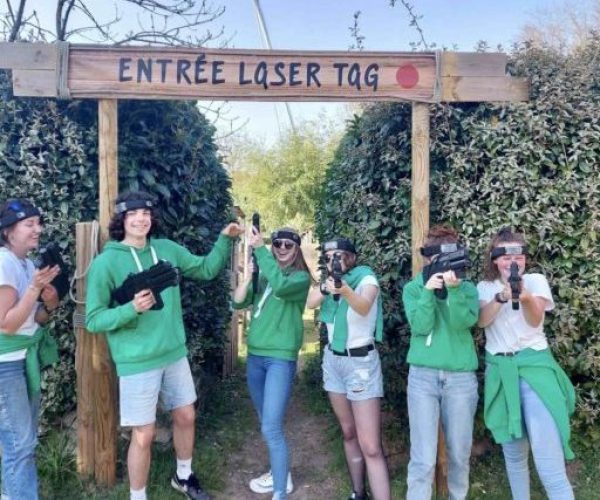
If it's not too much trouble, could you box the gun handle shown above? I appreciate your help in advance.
[150,291,165,310]
[512,300,520,311]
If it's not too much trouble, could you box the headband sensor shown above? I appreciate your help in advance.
[0,202,42,230]
[271,230,301,246]
[322,238,356,255]
[490,245,528,260]
[420,243,458,257]
[115,199,154,214]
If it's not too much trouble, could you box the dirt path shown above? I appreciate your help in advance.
[215,374,345,500]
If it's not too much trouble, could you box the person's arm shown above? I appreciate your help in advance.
[402,278,437,336]
[232,258,255,309]
[333,279,378,317]
[306,285,326,309]
[34,284,60,325]
[254,246,310,301]
[520,290,548,327]
[176,223,244,281]
[0,265,60,334]
[85,260,154,333]
[478,282,510,327]
[446,279,479,330]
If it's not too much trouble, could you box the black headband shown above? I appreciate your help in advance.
[115,199,154,214]
[420,242,458,257]
[322,238,356,255]
[0,202,42,230]
[491,245,528,259]
[271,230,301,246]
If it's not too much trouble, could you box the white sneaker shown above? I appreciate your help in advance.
[249,470,293,494]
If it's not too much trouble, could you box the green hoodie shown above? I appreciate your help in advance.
[233,246,310,361]
[402,272,479,371]
[86,234,231,376]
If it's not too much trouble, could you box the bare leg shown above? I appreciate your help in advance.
[352,398,390,500]
[328,392,367,496]
[172,404,195,461]
[128,424,156,489]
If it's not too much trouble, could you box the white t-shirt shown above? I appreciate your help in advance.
[477,273,554,355]
[0,247,39,361]
[326,275,379,349]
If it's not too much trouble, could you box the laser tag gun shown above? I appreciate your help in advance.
[421,244,471,300]
[331,252,344,302]
[111,260,181,311]
[317,249,330,296]
[251,212,260,294]
[508,262,521,310]
[35,243,70,300]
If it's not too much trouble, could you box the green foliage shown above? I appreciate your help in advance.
[231,120,340,233]
[0,70,233,423]
[316,37,600,440]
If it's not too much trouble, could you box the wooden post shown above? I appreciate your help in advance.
[75,222,97,476]
[411,102,449,497]
[93,99,119,485]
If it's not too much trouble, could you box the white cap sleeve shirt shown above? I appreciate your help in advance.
[0,248,39,361]
[477,273,554,355]
[326,275,380,349]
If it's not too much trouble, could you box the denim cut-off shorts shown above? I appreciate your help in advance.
[322,346,384,401]
[119,356,197,427]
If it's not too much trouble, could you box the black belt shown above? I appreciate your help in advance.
[330,344,374,357]
[495,351,520,357]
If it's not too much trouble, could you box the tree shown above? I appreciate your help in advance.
[229,117,342,234]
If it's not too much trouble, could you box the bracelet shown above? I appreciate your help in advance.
[494,292,508,304]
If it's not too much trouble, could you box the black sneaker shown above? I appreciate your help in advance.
[348,492,370,500]
[171,472,211,500]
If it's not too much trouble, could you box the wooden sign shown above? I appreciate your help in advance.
[0,43,529,102]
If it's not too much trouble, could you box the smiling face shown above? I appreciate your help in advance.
[493,241,527,281]
[3,216,43,254]
[123,208,152,240]
[272,238,299,267]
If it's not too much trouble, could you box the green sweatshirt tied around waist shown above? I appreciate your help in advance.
[0,326,59,397]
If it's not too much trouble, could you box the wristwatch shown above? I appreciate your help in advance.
[494,292,508,304]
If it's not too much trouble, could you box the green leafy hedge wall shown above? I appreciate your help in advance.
[316,38,600,441]
[0,71,233,424]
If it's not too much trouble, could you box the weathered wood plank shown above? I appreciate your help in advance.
[441,52,507,77]
[0,42,57,70]
[411,102,430,276]
[441,76,529,102]
[12,69,56,97]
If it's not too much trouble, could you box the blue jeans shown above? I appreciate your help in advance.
[502,379,574,500]
[246,354,296,500]
[406,365,478,500]
[0,359,40,500]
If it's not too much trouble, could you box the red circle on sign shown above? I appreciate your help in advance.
[396,65,419,88]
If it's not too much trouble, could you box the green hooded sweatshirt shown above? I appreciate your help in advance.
[86,234,231,376]
[402,272,479,371]
[232,246,310,361]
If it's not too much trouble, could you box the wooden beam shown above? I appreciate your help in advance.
[441,76,529,102]
[440,52,507,77]
[94,99,119,486]
[12,69,56,97]
[0,42,57,70]
[75,222,97,477]
[411,102,430,276]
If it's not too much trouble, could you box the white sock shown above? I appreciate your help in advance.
[130,486,147,500]
[177,457,193,480]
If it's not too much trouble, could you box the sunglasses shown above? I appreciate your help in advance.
[272,240,295,250]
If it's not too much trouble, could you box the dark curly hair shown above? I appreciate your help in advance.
[424,224,459,247]
[108,191,161,241]
[0,198,39,247]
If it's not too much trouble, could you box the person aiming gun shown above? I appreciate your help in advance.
[86,190,243,500]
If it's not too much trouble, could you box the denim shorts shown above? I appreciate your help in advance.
[119,356,197,427]
[322,346,384,401]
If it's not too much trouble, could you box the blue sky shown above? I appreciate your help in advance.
[27,0,552,143]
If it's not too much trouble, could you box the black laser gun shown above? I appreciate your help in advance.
[422,247,471,300]
[508,262,521,310]
[112,260,181,311]
[331,252,343,302]
[34,244,70,300]
[251,213,260,294]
